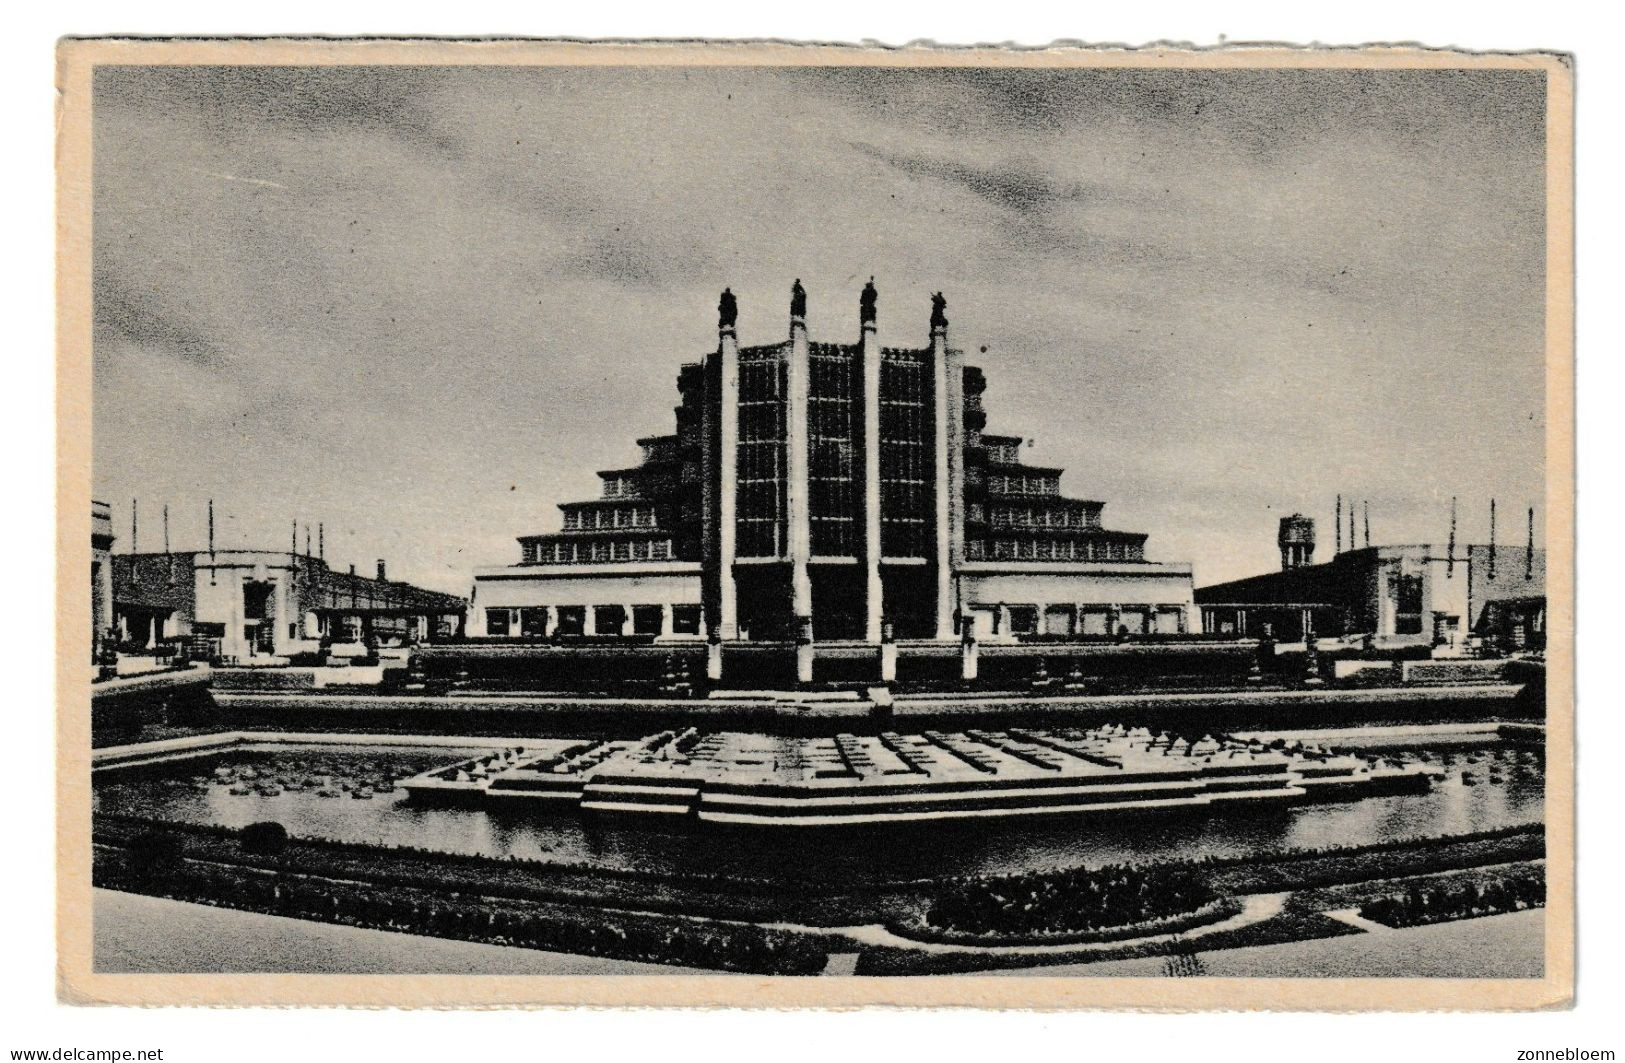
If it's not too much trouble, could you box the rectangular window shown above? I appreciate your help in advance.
[671,604,702,635]
[593,604,627,636]
[809,345,860,556]
[631,605,663,636]
[879,351,933,558]
[1008,606,1038,635]
[737,350,788,557]
[520,607,548,637]
[613,540,631,561]
[1395,573,1425,635]
[1079,608,1109,635]
[554,606,585,637]
[485,608,510,637]
[631,540,649,560]
[650,540,672,560]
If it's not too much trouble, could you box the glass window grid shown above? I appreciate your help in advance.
[879,355,934,558]
[737,353,787,558]
[809,348,860,556]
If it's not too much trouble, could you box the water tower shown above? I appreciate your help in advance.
[1278,514,1316,570]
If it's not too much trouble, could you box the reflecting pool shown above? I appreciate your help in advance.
[93,736,1543,884]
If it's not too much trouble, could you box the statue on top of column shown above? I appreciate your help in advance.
[790,279,806,320]
[860,276,878,324]
[930,291,948,329]
[718,287,737,329]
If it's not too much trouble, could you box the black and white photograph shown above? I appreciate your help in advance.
[56,39,1573,1009]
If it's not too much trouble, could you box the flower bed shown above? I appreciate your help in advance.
[94,834,828,975]
[888,895,1244,948]
[1358,864,1545,929]
[920,862,1221,940]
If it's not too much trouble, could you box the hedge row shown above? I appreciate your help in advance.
[96,841,827,975]
[924,862,1220,938]
[1359,865,1546,929]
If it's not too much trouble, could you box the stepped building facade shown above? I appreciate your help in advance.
[469,282,1196,643]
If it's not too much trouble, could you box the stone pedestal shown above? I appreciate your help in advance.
[403,654,427,692]
[879,622,897,684]
[1254,626,1276,684]
[1303,634,1325,686]
[960,633,979,682]
[795,615,815,685]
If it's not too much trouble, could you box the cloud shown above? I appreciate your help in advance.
[191,168,286,190]
[95,65,464,158]
[93,270,227,369]
[90,65,1548,592]
[850,141,1112,220]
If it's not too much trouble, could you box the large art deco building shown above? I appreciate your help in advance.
[469,282,1197,643]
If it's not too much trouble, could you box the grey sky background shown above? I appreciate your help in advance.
[92,65,1547,595]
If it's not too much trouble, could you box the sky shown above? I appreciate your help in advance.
[91,64,1548,594]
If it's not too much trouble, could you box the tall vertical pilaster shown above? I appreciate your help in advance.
[787,282,813,632]
[716,290,740,640]
[224,575,248,660]
[1377,559,1397,637]
[945,341,965,628]
[860,281,883,643]
[929,293,954,639]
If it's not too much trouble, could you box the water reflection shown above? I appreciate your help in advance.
[94,743,1543,884]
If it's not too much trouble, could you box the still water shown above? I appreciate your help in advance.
[93,740,1543,884]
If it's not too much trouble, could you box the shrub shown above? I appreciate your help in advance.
[240,821,289,856]
[1358,866,1545,928]
[925,862,1218,938]
[126,829,184,880]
